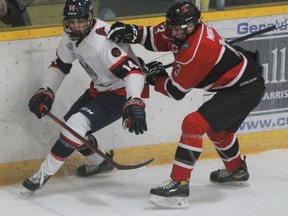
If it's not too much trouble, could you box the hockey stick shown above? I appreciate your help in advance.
[228,19,288,44]
[162,19,288,69]
[46,112,154,170]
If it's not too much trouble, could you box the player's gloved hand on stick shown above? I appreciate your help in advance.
[28,87,55,119]
[144,61,168,85]
[107,21,142,43]
[122,97,147,135]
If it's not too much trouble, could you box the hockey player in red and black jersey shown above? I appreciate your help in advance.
[22,0,148,192]
[107,1,265,208]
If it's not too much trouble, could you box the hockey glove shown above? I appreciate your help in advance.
[107,22,142,44]
[122,98,147,135]
[144,61,168,85]
[28,87,55,119]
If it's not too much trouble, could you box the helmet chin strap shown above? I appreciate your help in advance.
[172,38,186,47]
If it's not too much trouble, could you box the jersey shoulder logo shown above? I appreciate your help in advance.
[111,47,121,57]
[95,27,107,36]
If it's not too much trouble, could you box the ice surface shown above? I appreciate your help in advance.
[0,149,287,216]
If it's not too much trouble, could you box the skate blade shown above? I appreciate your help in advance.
[20,189,35,196]
[210,180,250,187]
[149,195,188,209]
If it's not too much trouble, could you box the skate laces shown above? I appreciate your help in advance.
[31,168,50,187]
[85,164,100,173]
[218,160,247,179]
[160,179,189,190]
[218,168,231,179]
[162,180,179,190]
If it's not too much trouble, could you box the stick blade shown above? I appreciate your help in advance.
[113,158,154,170]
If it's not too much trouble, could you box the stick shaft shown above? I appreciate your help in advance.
[229,20,288,44]
[162,19,288,69]
[46,112,154,170]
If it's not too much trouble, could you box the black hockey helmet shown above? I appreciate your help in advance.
[165,1,201,46]
[63,0,94,41]
[166,1,201,28]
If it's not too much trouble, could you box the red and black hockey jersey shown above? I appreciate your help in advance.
[139,22,262,100]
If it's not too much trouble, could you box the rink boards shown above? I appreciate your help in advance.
[0,4,287,186]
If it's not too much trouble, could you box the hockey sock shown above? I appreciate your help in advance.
[171,112,211,181]
[207,131,242,172]
[41,152,65,176]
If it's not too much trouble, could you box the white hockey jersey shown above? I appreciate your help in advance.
[44,18,145,99]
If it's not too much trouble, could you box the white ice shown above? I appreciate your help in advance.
[0,149,287,216]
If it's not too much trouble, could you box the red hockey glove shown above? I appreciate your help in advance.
[28,87,55,119]
[122,97,147,135]
[107,22,142,44]
[144,61,168,85]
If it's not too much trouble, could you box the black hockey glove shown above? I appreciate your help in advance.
[144,61,168,85]
[107,22,142,44]
[122,97,147,135]
[28,87,55,119]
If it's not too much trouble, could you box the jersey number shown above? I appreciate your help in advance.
[122,60,139,71]
[154,24,166,34]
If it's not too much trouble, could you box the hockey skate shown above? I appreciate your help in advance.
[149,179,189,208]
[22,167,51,192]
[77,152,114,177]
[210,156,249,185]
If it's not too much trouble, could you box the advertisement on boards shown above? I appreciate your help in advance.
[208,15,288,133]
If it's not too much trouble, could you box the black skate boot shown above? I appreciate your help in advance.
[22,167,51,192]
[149,179,189,208]
[77,151,114,177]
[210,156,249,185]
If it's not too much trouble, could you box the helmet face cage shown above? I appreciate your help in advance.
[63,0,94,41]
[166,1,201,28]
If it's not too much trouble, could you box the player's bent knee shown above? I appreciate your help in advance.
[77,134,98,156]
[61,112,92,146]
[51,138,75,158]
[182,112,210,134]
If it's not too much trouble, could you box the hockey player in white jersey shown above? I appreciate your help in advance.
[22,0,147,192]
